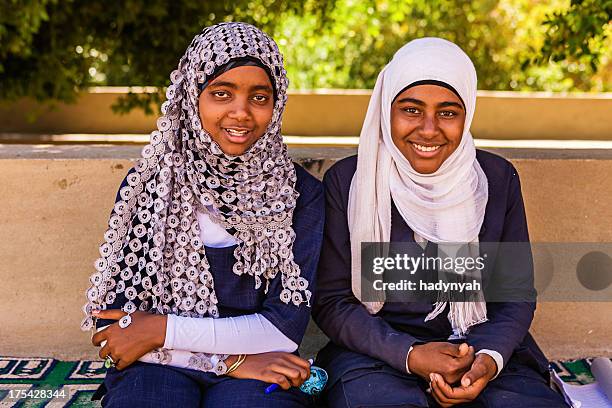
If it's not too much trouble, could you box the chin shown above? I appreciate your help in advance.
[410,160,441,174]
[221,145,248,156]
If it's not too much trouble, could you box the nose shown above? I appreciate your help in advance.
[418,113,439,139]
[227,97,252,122]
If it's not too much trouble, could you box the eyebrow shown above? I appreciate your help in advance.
[438,101,464,109]
[207,80,273,93]
[251,84,273,93]
[396,97,464,110]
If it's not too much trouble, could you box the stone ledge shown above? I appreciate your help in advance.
[3,143,612,160]
[0,144,610,360]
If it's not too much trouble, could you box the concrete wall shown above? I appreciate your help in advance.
[1,88,612,140]
[0,145,610,361]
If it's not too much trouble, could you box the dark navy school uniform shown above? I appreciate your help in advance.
[312,151,568,408]
[97,163,325,408]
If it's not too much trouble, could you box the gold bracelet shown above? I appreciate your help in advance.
[226,354,246,374]
[225,354,247,374]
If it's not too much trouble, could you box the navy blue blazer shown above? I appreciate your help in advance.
[100,163,325,346]
[312,150,550,378]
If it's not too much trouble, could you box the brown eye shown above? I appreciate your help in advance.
[212,90,229,99]
[439,110,458,117]
[252,94,269,103]
[402,107,419,114]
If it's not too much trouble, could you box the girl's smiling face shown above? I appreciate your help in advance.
[390,84,466,174]
[198,65,274,156]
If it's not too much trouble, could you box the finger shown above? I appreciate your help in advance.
[92,328,109,347]
[454,344,476,364]
[269,363,303,387]
[430,374,453,405]
[453,346,476,372]
[462,361,488,388]
[283,354,311,371]
[271,373,291,390]
[430,389,452,408]
[279,355,310,381]
[441,342,462,357]
[98,343,111,360]
[285,361,309,385]
[449,344,474,373]
[432,373,473,404]
[93,309,127,321]
[115,358,131,371]
[301,366,310,382]
[457,343,469,357]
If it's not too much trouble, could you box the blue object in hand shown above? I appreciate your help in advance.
[298,365,328,396]
[264,360,328,396]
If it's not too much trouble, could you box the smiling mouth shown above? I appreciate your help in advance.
[224,128,250,136]
[412,143,441,152]
[223,127,252,142]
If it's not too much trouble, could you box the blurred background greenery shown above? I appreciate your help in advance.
[1,0,610,114]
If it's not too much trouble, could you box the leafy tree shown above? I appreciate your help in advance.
[275,0,610,92]
[537,0,611,90]
[540,0,611,70]
[0,0,331,113]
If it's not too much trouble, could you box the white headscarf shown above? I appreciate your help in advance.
[348,37,489,335]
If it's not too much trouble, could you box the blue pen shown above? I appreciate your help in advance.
[264,383,280,394]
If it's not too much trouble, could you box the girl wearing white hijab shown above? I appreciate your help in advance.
[312,38,568,407]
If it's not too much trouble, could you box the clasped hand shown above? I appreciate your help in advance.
[408,342,497,407]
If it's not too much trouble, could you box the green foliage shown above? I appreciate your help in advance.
[0,0,610,116]
[0,0,331,113]
[275,0,611,92]
[540,0,611,69]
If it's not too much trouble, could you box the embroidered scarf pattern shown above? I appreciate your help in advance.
[81,22,310,374]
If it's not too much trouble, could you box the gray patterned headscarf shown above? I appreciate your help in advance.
[81,22,310,374]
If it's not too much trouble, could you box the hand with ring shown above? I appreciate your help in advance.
[104,354,116,369]
[92,309,167,370]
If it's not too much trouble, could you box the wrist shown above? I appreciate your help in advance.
[226,354,247,375]
[225,355,239,367]
[155,314,168,348]
[407,344,425,377]
[477,353,497,380]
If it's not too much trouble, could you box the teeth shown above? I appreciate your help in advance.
[226,128,248,136]
[413,143,440,152]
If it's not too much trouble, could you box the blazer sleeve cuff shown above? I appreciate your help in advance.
[384,335,417,374]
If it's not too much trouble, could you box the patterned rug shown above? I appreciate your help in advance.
[0,358,104,407]
[0,357,606,407]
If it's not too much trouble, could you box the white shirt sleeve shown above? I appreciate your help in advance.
[136,210,295,368]
[405,345,414,373]
[162,313,298,354]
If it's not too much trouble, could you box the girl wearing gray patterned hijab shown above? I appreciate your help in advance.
[84,22,324,406]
